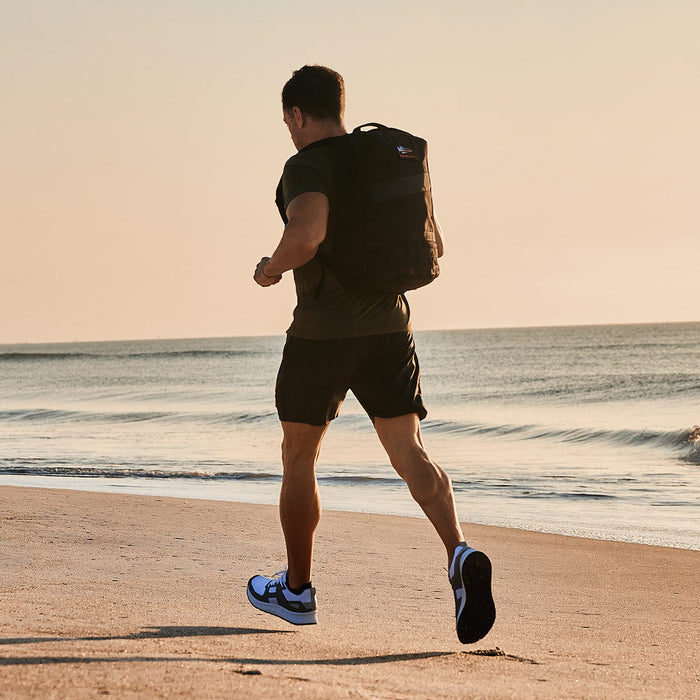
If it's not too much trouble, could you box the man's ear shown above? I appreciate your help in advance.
[292,105,305,128]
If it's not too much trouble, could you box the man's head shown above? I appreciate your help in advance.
[282,65,346,150]
[282,65,345,122]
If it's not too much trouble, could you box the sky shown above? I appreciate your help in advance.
[1,0,698,344]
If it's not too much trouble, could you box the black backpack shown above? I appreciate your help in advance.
[318,123,440,294]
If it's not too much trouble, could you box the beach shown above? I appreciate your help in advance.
[1,486,697,698]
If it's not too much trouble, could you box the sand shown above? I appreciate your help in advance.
[1,485,698,699]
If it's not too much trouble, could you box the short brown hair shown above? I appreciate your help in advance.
[282,65,345,122]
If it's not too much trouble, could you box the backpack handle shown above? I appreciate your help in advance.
[353,123,388,132]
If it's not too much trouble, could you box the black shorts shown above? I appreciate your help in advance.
[275,331,427,426]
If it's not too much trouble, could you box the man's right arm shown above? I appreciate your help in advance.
[253,192,329,286]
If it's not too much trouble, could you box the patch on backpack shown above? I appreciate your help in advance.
[397,145,417,159]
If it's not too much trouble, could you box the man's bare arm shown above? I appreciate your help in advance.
[253,192,329,287]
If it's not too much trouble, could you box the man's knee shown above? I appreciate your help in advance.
[282,440,315,471]
[280,421,327,471]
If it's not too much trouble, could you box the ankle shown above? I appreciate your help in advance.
[285,571,311,593]
[448,540,468,567]
[287,580,312,595]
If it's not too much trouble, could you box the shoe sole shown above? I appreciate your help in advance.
[246,585,317,625]
[455,549,496,644]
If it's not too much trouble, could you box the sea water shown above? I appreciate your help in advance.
[1,323,698,549]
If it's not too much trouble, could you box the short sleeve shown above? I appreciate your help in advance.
[281,151,332,211]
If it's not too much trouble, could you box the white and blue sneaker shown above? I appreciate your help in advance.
[449,543,496,644]
[247,569,317,625]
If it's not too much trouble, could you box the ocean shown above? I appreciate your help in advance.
[1,322,698,550]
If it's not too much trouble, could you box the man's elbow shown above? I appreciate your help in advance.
[286,228,324,264]
[297,239,322,259]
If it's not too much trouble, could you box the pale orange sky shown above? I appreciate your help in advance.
[1,1,698,343]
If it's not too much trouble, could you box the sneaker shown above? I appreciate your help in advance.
[449,543,496,644]
[246,569,317,625]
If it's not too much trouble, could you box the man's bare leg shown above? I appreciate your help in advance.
[374,413,464,565]
[375,412,495,643]
[279,420,328,589]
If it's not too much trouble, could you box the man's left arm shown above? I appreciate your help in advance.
[434,214,445,258]
[253,192,329,287]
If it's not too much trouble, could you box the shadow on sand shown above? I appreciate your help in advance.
[0,625,287,646]
[0,625,454,667]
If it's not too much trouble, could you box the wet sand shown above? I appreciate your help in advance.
[1,485,698,698]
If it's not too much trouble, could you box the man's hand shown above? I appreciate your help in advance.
[253,257,282,287]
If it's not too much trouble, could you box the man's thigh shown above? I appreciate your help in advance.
[280,421,329,469]
[275,336,353,426]
[350,332,427,421]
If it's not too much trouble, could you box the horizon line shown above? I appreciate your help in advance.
[2,318,698,347]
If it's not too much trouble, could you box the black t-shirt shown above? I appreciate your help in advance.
[276,136,410,339]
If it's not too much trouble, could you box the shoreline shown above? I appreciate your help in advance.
[2,485,698,698]
[1,476,698,552]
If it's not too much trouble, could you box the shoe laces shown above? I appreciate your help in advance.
[266,567,288,592]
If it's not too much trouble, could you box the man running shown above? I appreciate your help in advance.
[247,64,495,644]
